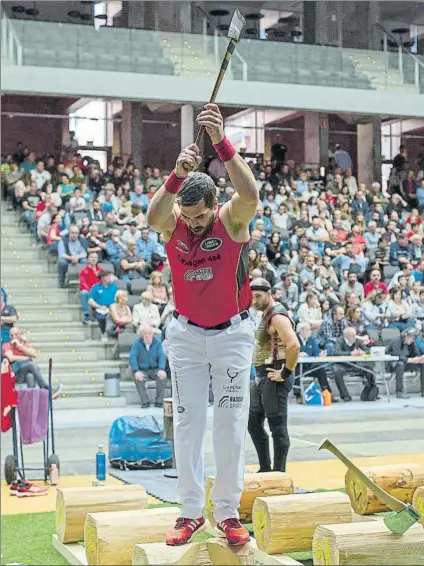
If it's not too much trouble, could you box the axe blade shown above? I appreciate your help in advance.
[318,438,422,534]
[228,8,246,42]
[384,505,422,535]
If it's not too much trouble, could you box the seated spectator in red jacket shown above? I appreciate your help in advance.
[364,268,389,297]
[79,252,101,324]
[2,327,61,396]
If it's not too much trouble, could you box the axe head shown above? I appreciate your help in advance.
[228,8,246,42]
[384,504,421,535]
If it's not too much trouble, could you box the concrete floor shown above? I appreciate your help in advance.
[2,396,423,480]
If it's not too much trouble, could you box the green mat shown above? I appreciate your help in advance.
[1,507,312,566]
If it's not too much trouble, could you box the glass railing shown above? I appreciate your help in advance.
[4,16,423,94]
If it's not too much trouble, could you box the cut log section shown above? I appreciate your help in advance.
[345,463,424,515]
[205,472,294,525]
[85,507,180,565]
[252,491,351,554]
[313,521,424,565]
[132,541,209,565]
[413,486,424,525]
[206,538,302,566]
[56,485,148,543]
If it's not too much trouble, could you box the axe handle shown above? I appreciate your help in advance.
[319,439,406,512]
[194,38,238,147]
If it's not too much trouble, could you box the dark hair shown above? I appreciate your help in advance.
[178,173,216,209]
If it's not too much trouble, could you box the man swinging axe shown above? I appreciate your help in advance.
[248,278,300,473]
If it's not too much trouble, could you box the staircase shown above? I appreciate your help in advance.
[1,208,136,410]
[158,31,233,80]
[343,49,417,93]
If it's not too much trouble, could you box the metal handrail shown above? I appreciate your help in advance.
[374,22,423,91]
[195,2,248,81]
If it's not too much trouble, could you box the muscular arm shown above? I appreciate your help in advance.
[269,315,300,372]
[147,144,201,238]
[222,155,259,234]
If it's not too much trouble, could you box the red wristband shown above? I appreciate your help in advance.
[213,136,236,162]
[164,171,185,194]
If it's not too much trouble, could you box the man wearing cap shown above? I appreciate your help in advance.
[386,328,424,398]
[88,271,119,342]
[248,278,300,473]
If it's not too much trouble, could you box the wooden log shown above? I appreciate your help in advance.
[163,397,173,441]
[413,486,424,525]
[312,521,424,565]
[132,541,209,565]
[206,538,302,566]
[345,463,424,515]
[205,472,294,525]
[56,485,148,543]
[84,507,180,566]
[252,491,351,554]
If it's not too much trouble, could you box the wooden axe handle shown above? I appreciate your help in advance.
[318,438,406,512]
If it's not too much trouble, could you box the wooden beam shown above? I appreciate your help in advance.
[345,464,424,515]
[413,486,424,525]
[253,491,352,554]
[56,485,148,543]
[313,522,424,565]
[205,472,294,525]
[85,507,180,565]
[52,534,87,566]
[206,538,302,565]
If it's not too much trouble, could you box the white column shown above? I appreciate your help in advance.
[304,112,320,167]
[181,104,194,148]
[121,102,132,161]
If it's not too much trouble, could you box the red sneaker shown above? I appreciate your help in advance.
[16,481,48,497]
[9,481,21,496]
[216,518,250,546]
[165,516,206,546]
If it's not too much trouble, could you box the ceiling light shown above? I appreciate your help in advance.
[68,9,81,17]
[12,5,25,13]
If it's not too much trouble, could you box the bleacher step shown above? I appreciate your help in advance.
[53,395,127,410]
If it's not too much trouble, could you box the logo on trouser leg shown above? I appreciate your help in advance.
[177,406,185,413]
[223,369,241,392]
[218,395,243,409]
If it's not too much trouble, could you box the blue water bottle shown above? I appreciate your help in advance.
[96,444,106,481]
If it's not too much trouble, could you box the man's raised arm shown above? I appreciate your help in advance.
[197,104,258,230]
[147,144,201,236]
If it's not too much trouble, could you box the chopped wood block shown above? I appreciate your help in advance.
[56,485,148,543]
[205,472,294,525]
[84,507,180,565]
[52,534,87,566]
[132,541,207,565]
[206,538,302,565]
[253,491,351,554]
[351,510,382,523]
[413,486,424,525]
[345,464,424,515]
[313,521,424,565]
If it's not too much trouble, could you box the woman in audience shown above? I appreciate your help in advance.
[266,232,285,268]
[147,271,168,311]
[160,287,175,337]
[46,214,63,254]
[132,291,161,334]
[107,290,132,337]
[387,287,415,331]
[248,249,260,274]
[297,292,323,333]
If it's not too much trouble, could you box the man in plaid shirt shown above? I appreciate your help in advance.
[317,306,349,355]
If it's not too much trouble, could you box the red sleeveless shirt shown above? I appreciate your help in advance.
[165,215,252,327]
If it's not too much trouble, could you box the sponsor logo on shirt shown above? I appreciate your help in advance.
[200,237,222,252]
[176,240,189,255]
[183,267,214,282]
[177,253,220,267]
[218,395,243,409]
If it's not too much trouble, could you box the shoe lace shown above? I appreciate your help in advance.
[175,517,191,529]
[223,518,242,529]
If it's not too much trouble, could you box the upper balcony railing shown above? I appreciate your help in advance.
[3,14,423,95]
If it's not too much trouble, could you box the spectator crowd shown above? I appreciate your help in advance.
[2,140,424,404]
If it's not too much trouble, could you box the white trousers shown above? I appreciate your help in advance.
[165,313,255,522]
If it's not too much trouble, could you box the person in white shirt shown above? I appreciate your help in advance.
[297,292,323,332]
[132,291,161,334]
[69,188,86,214]
[122,221,142,243]
[31,161,51,190]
